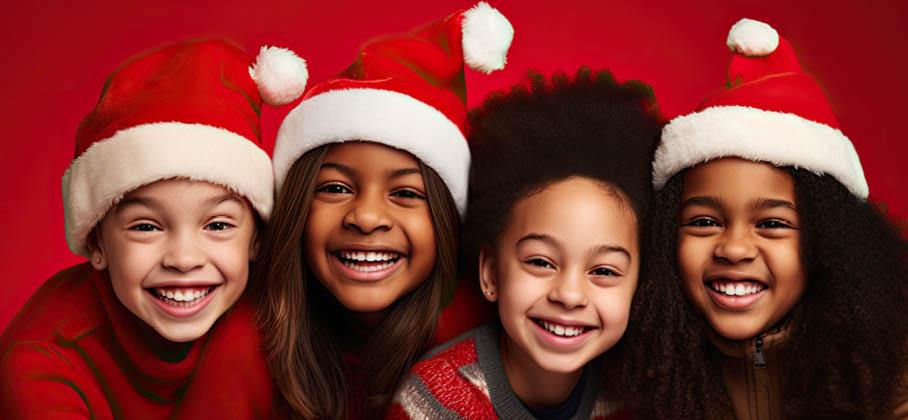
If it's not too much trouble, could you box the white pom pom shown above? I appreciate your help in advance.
[249,46,308,106]
[727,18,779,57]
[462,2,514,74]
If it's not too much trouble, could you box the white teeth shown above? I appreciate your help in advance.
[711,281,764,296]
[343,260,395,272]
[155,287,211,304]
[340,250,400,262]
[540,320,585,337]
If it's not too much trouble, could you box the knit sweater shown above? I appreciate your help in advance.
[0,263,272,419]
[388,325,631,420]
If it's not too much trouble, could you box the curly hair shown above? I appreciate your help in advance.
[619,168,908,419]
[463,67,662,273]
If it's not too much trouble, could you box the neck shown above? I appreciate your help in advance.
[499,333,583,408]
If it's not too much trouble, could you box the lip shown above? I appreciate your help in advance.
[330,252,405,282]
[145,285,219,318]
[704,271,768,286]
[329,243,409,255]
[529,317,597,352]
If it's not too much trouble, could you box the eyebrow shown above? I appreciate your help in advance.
[206,194,245,209]
[750,197,797,211]
[320,162,356,179]
[116,195,164,212]
[593,244,632,261]
[516,233,631,261]
[388,168,421,178]
[321,163,421,180]
[516,233,561,249]
[680,195,722,210]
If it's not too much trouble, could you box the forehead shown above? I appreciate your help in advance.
[682,158,795,203]
[116,179,243,210]
[323,142,420,171]
[505,177,637,249]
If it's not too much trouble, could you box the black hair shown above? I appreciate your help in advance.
[620,168,908,419]
[463,67,663,272]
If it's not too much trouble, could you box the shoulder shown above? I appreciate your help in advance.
[0,339,105,417]
[389,327,498,419]
[1,263,105,349]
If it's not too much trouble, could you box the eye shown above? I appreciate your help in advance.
[391,189,425,200]
[685,217,721,228]
[205,221,234,231]
[316,183,353,194]
[757,219,794,229]
[525,258,554,269]
[129,223,160,232]
[590,267,619,277]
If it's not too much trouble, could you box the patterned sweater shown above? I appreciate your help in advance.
[388,325,631,420]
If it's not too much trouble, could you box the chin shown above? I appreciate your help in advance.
[152,316,217,343]
[707,318,763,341]
[532,352,587,374]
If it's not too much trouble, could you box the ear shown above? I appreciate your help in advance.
[478,244,498,302]
[86,228,108,271]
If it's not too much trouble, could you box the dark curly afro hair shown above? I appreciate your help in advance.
[620,168,908,419]
[463,67,663,273]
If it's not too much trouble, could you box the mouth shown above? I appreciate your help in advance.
[145,284,220,317]
[529,317,597,351]
[704,278,768,310]
[330,249,406,281]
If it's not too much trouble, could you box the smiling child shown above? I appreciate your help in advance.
[251,3,513,418]
[389,68,662,419]
[620,19,908,419]
[0,39,307,418]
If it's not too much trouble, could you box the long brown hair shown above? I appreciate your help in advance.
[251,144,459,419]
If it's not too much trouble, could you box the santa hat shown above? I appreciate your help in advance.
[63,38,308,257]
[273,2,514,216]
[653,18,868,198]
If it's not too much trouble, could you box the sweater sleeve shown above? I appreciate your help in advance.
[0,341,110,420]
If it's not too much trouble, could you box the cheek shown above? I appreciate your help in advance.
[403,215,437,277]
[765,240,807,299]
[593,287,634,328]
[677,236,709,288]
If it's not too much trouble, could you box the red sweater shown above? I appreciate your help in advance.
[388,325,632,420]
[0,263,272,419]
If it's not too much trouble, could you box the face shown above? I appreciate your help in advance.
[303,142,437,314]
[89,180,258,342]
[678,158,806,341]
[480,177,639,374]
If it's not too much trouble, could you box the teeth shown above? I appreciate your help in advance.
[711,281,764,296]
[340,251,400,262]
[343,260,395,272]
[154,287,211,304]
[540,320,585,337]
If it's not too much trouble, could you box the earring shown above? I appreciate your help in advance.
[484,289,494,296]
[94,257,101,264]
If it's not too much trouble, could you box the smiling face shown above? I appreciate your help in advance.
[481,177,639,375]
[678,157,807,341]
[89,179,258,343]
[303,142,437,314]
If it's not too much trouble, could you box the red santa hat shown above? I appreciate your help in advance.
[653,18,868,198]
[63,38,308,257]
[272,2,514,216]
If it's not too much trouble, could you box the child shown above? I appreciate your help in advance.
[0,38,307,418]
[620,19,908,418]
[251,2,513,418]
[389,68,662,419]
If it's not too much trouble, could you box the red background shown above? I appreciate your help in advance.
[1,1,906,331]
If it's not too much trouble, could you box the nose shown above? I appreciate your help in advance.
[343,190,393,234]
[547,270,589,310]
[714,225,758,263]
[162,230,207,272]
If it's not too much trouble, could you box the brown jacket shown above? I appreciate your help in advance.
[708,323,908,419]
